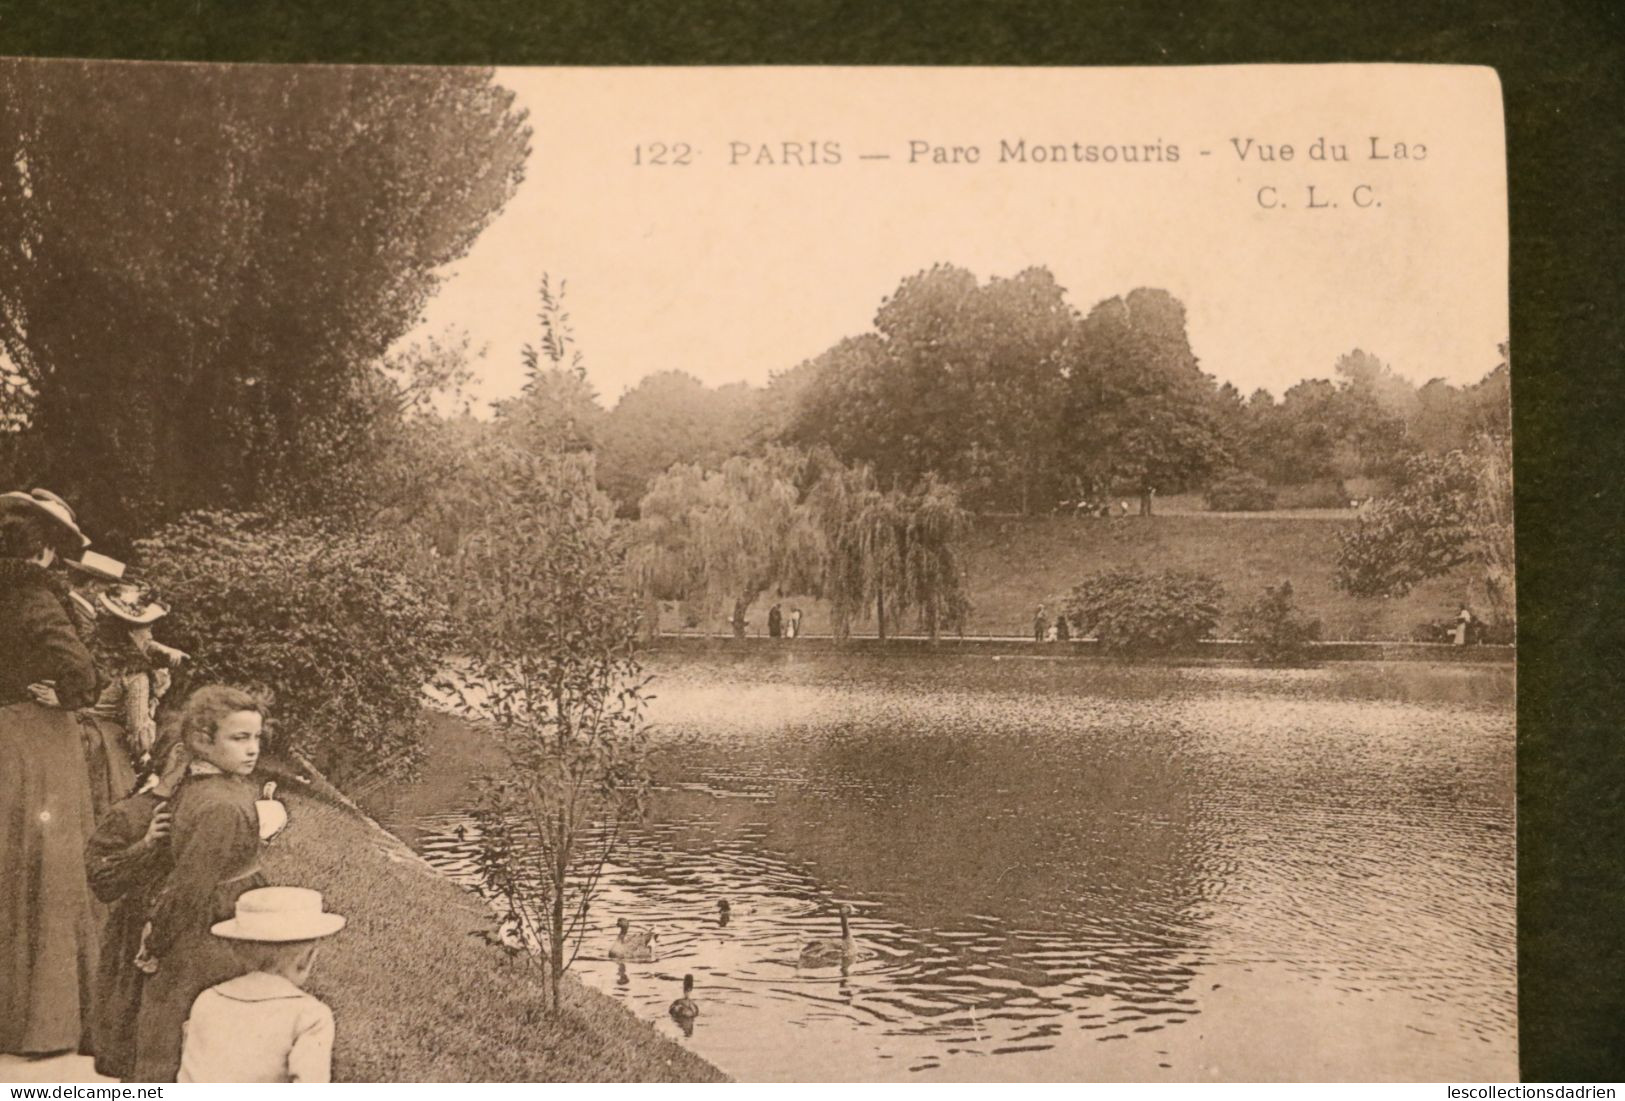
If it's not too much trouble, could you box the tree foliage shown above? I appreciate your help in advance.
[806,461,969,640]
[1204,470,1277,511]
[1060,289,1226,513]
[628,449,821,638]
[435,441,649,1014]
[787,265,1073,512]
[1064,567,1225,653]
[490,276,604,457]
[595,371,757,513]
[134,511,452,785]
[1234,580,1322,665]
[0,59,529,544]
[1334,433,1514,622]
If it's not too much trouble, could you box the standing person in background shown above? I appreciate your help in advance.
[0,489,101,1058]
[789,607,803,639]
[1033,605,1048,642]
[85,728,190,1079]
[767,603,783,639]
[1056,614,1071,643]
[1454,605,1478,646]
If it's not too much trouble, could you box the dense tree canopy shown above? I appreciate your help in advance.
[0,59,530,545]
[1335,432,1514,622]
[595,371,757,512]
[1059,288,1227,513]
[786,265,1074,512]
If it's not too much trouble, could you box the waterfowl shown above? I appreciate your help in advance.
[669,974,700,1024]
[609,917,658,961]
[798,903,865,968]
[470,912,529,958]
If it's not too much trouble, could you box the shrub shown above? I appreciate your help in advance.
[1065,567,1224,654]
[1275,479,1353,510]
[1204,471,1276,512]
[135,510,452,785]
[1235,580,1323,664]
[1411,619,1452,643]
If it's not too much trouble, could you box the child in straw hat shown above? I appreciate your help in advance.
[177,887,345,1083]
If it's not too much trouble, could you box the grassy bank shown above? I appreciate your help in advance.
[659,511,1478,642]
[258,758,727,1082]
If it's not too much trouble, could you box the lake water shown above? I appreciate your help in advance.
[411,654,1516,1082]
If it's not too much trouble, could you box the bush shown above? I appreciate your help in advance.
[1235,580,1322,664]
[1065,567,1224,654]
[1204,471,1276,512]
[1411,619,1452,643]
[1275,479,1353,510]
[136,511,452,785]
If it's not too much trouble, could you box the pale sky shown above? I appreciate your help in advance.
[403,66,1508,409]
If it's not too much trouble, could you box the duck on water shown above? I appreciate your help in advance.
[798,903,873,969]
[609,917,658,961]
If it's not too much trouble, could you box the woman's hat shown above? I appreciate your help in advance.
[97,582,169,625]
[0,488,91,550]
[65,550,127,583]
[211,887,346,942]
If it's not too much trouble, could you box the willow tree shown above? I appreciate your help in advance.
[0,59,529,542]
[806,461,970,641]
[628,449,821,638]
[897,475,972,640]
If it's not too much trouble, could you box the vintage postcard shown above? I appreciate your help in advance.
[0,62,1511,1084]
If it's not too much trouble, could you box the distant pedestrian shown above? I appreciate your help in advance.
[767,603,783,639]
[789,607,803,639]
[1033,605,1048,642]
[1454,605,1477,646]
[1055,615,1070,642]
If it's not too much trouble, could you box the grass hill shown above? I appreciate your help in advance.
[671,505,1480,642]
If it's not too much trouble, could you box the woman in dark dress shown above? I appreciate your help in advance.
[84,729,188,1079]
[0,489,102,1056]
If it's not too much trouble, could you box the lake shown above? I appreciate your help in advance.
[410,653,1516,1082]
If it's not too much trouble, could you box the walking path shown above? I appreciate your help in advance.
[0,1054,111,1083]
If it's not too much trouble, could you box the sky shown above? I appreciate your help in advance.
[401,66,1508,410]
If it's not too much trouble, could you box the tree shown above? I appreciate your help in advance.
[786,265,1073,512]
[807,464,970,640]
[0,59,529,544]
[492,276,605,456]
[437,442,649,1015]
[1061,288,1227,514]
[1334,432,1515,623]
[595,371,757,513]
[1328,349,1417,479]
[628,449,821,638]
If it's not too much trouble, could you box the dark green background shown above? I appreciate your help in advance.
[3,0,1621,1082]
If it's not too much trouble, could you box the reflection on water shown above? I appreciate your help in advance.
[414,655,1516,1082]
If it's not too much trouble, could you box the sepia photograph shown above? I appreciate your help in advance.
[0,61,1513,1084]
